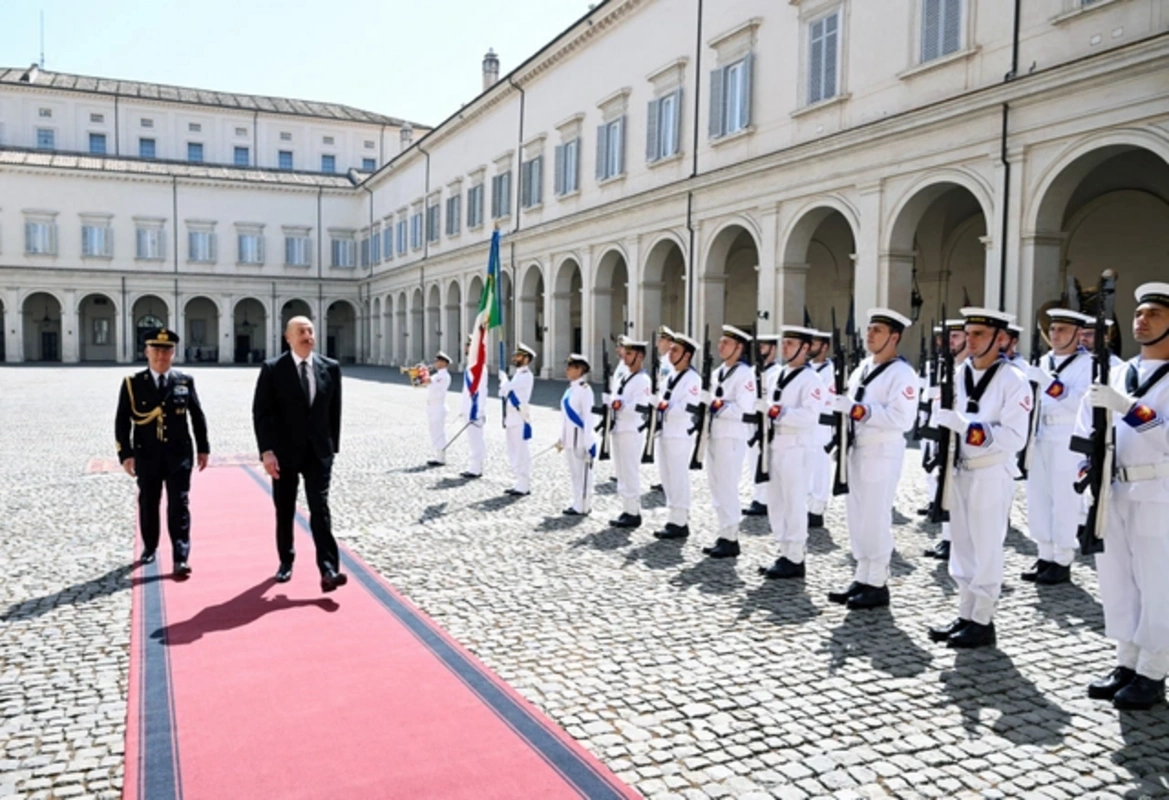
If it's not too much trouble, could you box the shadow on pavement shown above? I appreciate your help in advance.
[572,527,633,552]
[151,579,338,645]
[735,580,821,627]
[2,563,134,621]
[1116,711,1169,796]
[623,538,687,571]
[535,514,589,532]
[669,558,746,596]
[822,609,932,679]
[1032,578,1104,633]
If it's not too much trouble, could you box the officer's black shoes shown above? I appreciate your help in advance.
[320,569,348,593]
[847,584,890,610]
[923,540,950,560]
[1020,559,1053,582]
[702,538,740,559]
[827,582,863,604]
[1112,675,1166,710]
[460,471,481,479]
[563,507,588,516]
[174,561,192,579]
[743,501,768,517]
[1087,666,1137,700]
[504,488,530,496]
[610,513,642,529]
[947,620,996,649]
[760,557,805,580]
[807,513,824,529]
[916,504,932,517]
[1035,562,1072,585]
[275,564,293,583]
[426,460,444,467]
[650,483,664,492]
[928,618,970,643]
[141,550,157,565]
[653,523,689,540]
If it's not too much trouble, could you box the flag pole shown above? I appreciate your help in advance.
[494,224,507,428]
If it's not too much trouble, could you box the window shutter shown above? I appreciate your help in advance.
[137,228,147,258]
[615,116,626,176]
[810,19,825,104]
[504,171,512,215]
[258,235,265,264]
[943,0,961,55]
[105,228,114,258]
[239,236,246,264]
[923,0,941,62]
[824,14,839,100]
[159,230,166,259]
[520,162,531,208]
[673,88,684,154]
[285,237,294,265]
[533,157,543,205]
[188,231,197,260]
[571,139,581,190]
[740,53,754,128]
[209,233,217,262]
[554,144,565,195]
[596,124,607,180]
[646,99,660,162]
[49,224,57,255]
[709,67,725,138]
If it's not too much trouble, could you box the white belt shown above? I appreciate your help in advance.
[1042,414,1075,426]
[959,452,1011,471]
[772,426,804,437]
[854,430,904,447]
[1116,463,1169,483]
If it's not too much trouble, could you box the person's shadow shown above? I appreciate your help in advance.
[821,612,932,679]
[669,558,746,597]
[735,580,821,627]
[150,579,339,645]
[623,539,687,571]
[2,563,134,622]
[1115,711,1169,797]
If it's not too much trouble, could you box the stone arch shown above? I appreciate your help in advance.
[181,295,219,363]
[445,280,462,364]
[129,293,172,360]
[641,233,688,336]
[371,296,383,364]
[701,219,761,336]
[518,262,546,364]
[593,247,630,347]
[21,290,65,362]
[77,292,119,362]
[552,257,583,368]
[395,291,408,364]
[426,283,442,362]
[409,288,424,364]
[780,199,861,332]
[326,299,359,363]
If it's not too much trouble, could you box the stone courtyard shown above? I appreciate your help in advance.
[1,365,1166,800]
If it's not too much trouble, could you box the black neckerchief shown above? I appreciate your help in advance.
[855,358,901,403]
[1126,360,1169,398]
[714,362,741,399]
[772,366,806,403]
[617,369,643,395]
[662,367,690,401]
[814,361,830,374]
[1047,350,1082,375]
[963,360,1005,415]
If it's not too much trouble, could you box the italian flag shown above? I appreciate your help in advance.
[466,228,503,403]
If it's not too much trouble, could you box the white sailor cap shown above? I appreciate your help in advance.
[435,350,452,363]
[811,329,831,340]
[961,307,1014,330]
[754,333,781,344]
[867,308,912,332]
[657,325,675,338]
[721,325,753,344]
[615,334,629,347]
[1136,282,1169,308]
[671,332,700,352]
[779,325,818,341]
[623,338,650,351]
[1047,308,1093,326]
[943,319,966,332]
[566,352,590,368]
[1007,324,1022,337]
[514,342,537,359]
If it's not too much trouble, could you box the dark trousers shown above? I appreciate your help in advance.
[272,454,339,575]
[138,463,192,561]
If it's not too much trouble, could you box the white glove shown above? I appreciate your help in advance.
[602,392,612,405]
[831,395,853,414]
[927,386,941,401]
[1025,365,1051,387]
[755,398,770,414]
[935,408,970,434]
[700,390,713,405]
[1088,384,1133,414]
[498,370,509,387]
[520,405,531,423]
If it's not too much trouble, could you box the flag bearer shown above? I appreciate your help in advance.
[461,334,489,479]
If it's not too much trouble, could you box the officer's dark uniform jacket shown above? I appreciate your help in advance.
[116,369,210,471]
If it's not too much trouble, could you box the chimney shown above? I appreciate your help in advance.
[482,48,500,92]
[399,124,413,151]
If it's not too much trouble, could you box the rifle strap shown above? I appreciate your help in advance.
[1126,361,1169,398]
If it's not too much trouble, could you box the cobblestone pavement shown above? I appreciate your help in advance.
[1,365,1167,800]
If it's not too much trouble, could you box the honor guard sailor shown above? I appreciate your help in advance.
[426,352,452,466]
[608,338,653,528]
[927,308,1031,648]
[652,332,702,540]
[650,326,677,493]
[826,309,918,609]
[500,343,536,496]
[116,328,210,578]
[1024,308,1093,584]
[559,354,597,516]
[807,330,834,529]
[461,334,489,479]
[758,326,826,579]
[1076,282,1169,710]
[700,326,757,559]
[744,334,781,517]
[923,319,969,561]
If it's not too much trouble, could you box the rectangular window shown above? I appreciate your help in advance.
[89,132,107,155]
[24,221,57,255]
[362,158,377,171]
[426,204,441,243]
[323,136,335,145]
[235,127,248,137]
[139,138,156,159]
[709,55,753,138]
[90,113,104,123]
[647,89,683,162]
[396,220,407,255]
[36,128,55,150]
[188,122,202,132]
[467,184,485,228]
[136,228,165,260]
[360,235,371,268]
[520,156,544,208]
[490,171,512,219]
[238,234,265,264]
[38,108,52,118]
[809,12,840,105]
[595,118,626,180]
[321,154,336,173]
[278,150,293,170]
[410,212,423,249]
[383,227,393,260]
[331,238,356,268]
[284,236,311,266]
[233,146,250,166]
[554,138,580,195]
[280,131,292,141]
[187,142,204,163]
[445,195,462,236]
[922,0,961,63]
[141,118,154,128]
[81,225,113,258]
[188,230,216,262]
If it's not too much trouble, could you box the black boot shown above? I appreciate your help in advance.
[743,500,768,517]
[609,513,642,529]
[923,539,950,560]
[702,538,740,559]
[947,620,996,648]
[759,557,805,579]
[1112,675,1166,710]
[1020,559,1053,582]
[1087,666,1137,700]
[847,584,890,609]
[916,503,933,517]
[653,523,689,540]
[1035,562,1071,585]
[807,512,824,529]
[827,582,864,605]
[928,618,969,643]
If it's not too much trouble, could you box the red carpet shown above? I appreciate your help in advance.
[124,465,637,800]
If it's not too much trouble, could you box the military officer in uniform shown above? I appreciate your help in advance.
[115,328,209,577]
[807,330,834,528]
[744,334,780,517]
[425,351,452,466]
[608,338,653,528]
[500,343,536,496]
[653,331,701,540]
[1077,282,1169,710]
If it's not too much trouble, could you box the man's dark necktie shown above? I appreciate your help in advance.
[157,373,166,392]
[300,360,311,403]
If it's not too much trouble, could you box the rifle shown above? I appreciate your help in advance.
[823,308,850,496]
[749,333,771,484]
[912,325,930,441]
[640,343,660,464]
[688,324,713,470]
[845,301,862,373]
[1017,322,1044,480]
[592,338,614,461]
[1071,271,1117,556]
[928,304,956,524]
[921,322,941,472]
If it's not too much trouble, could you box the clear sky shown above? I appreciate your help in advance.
[0,0,593,126]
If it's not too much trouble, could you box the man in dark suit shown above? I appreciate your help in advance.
[115,327,209,578]
[252,316,347,592]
